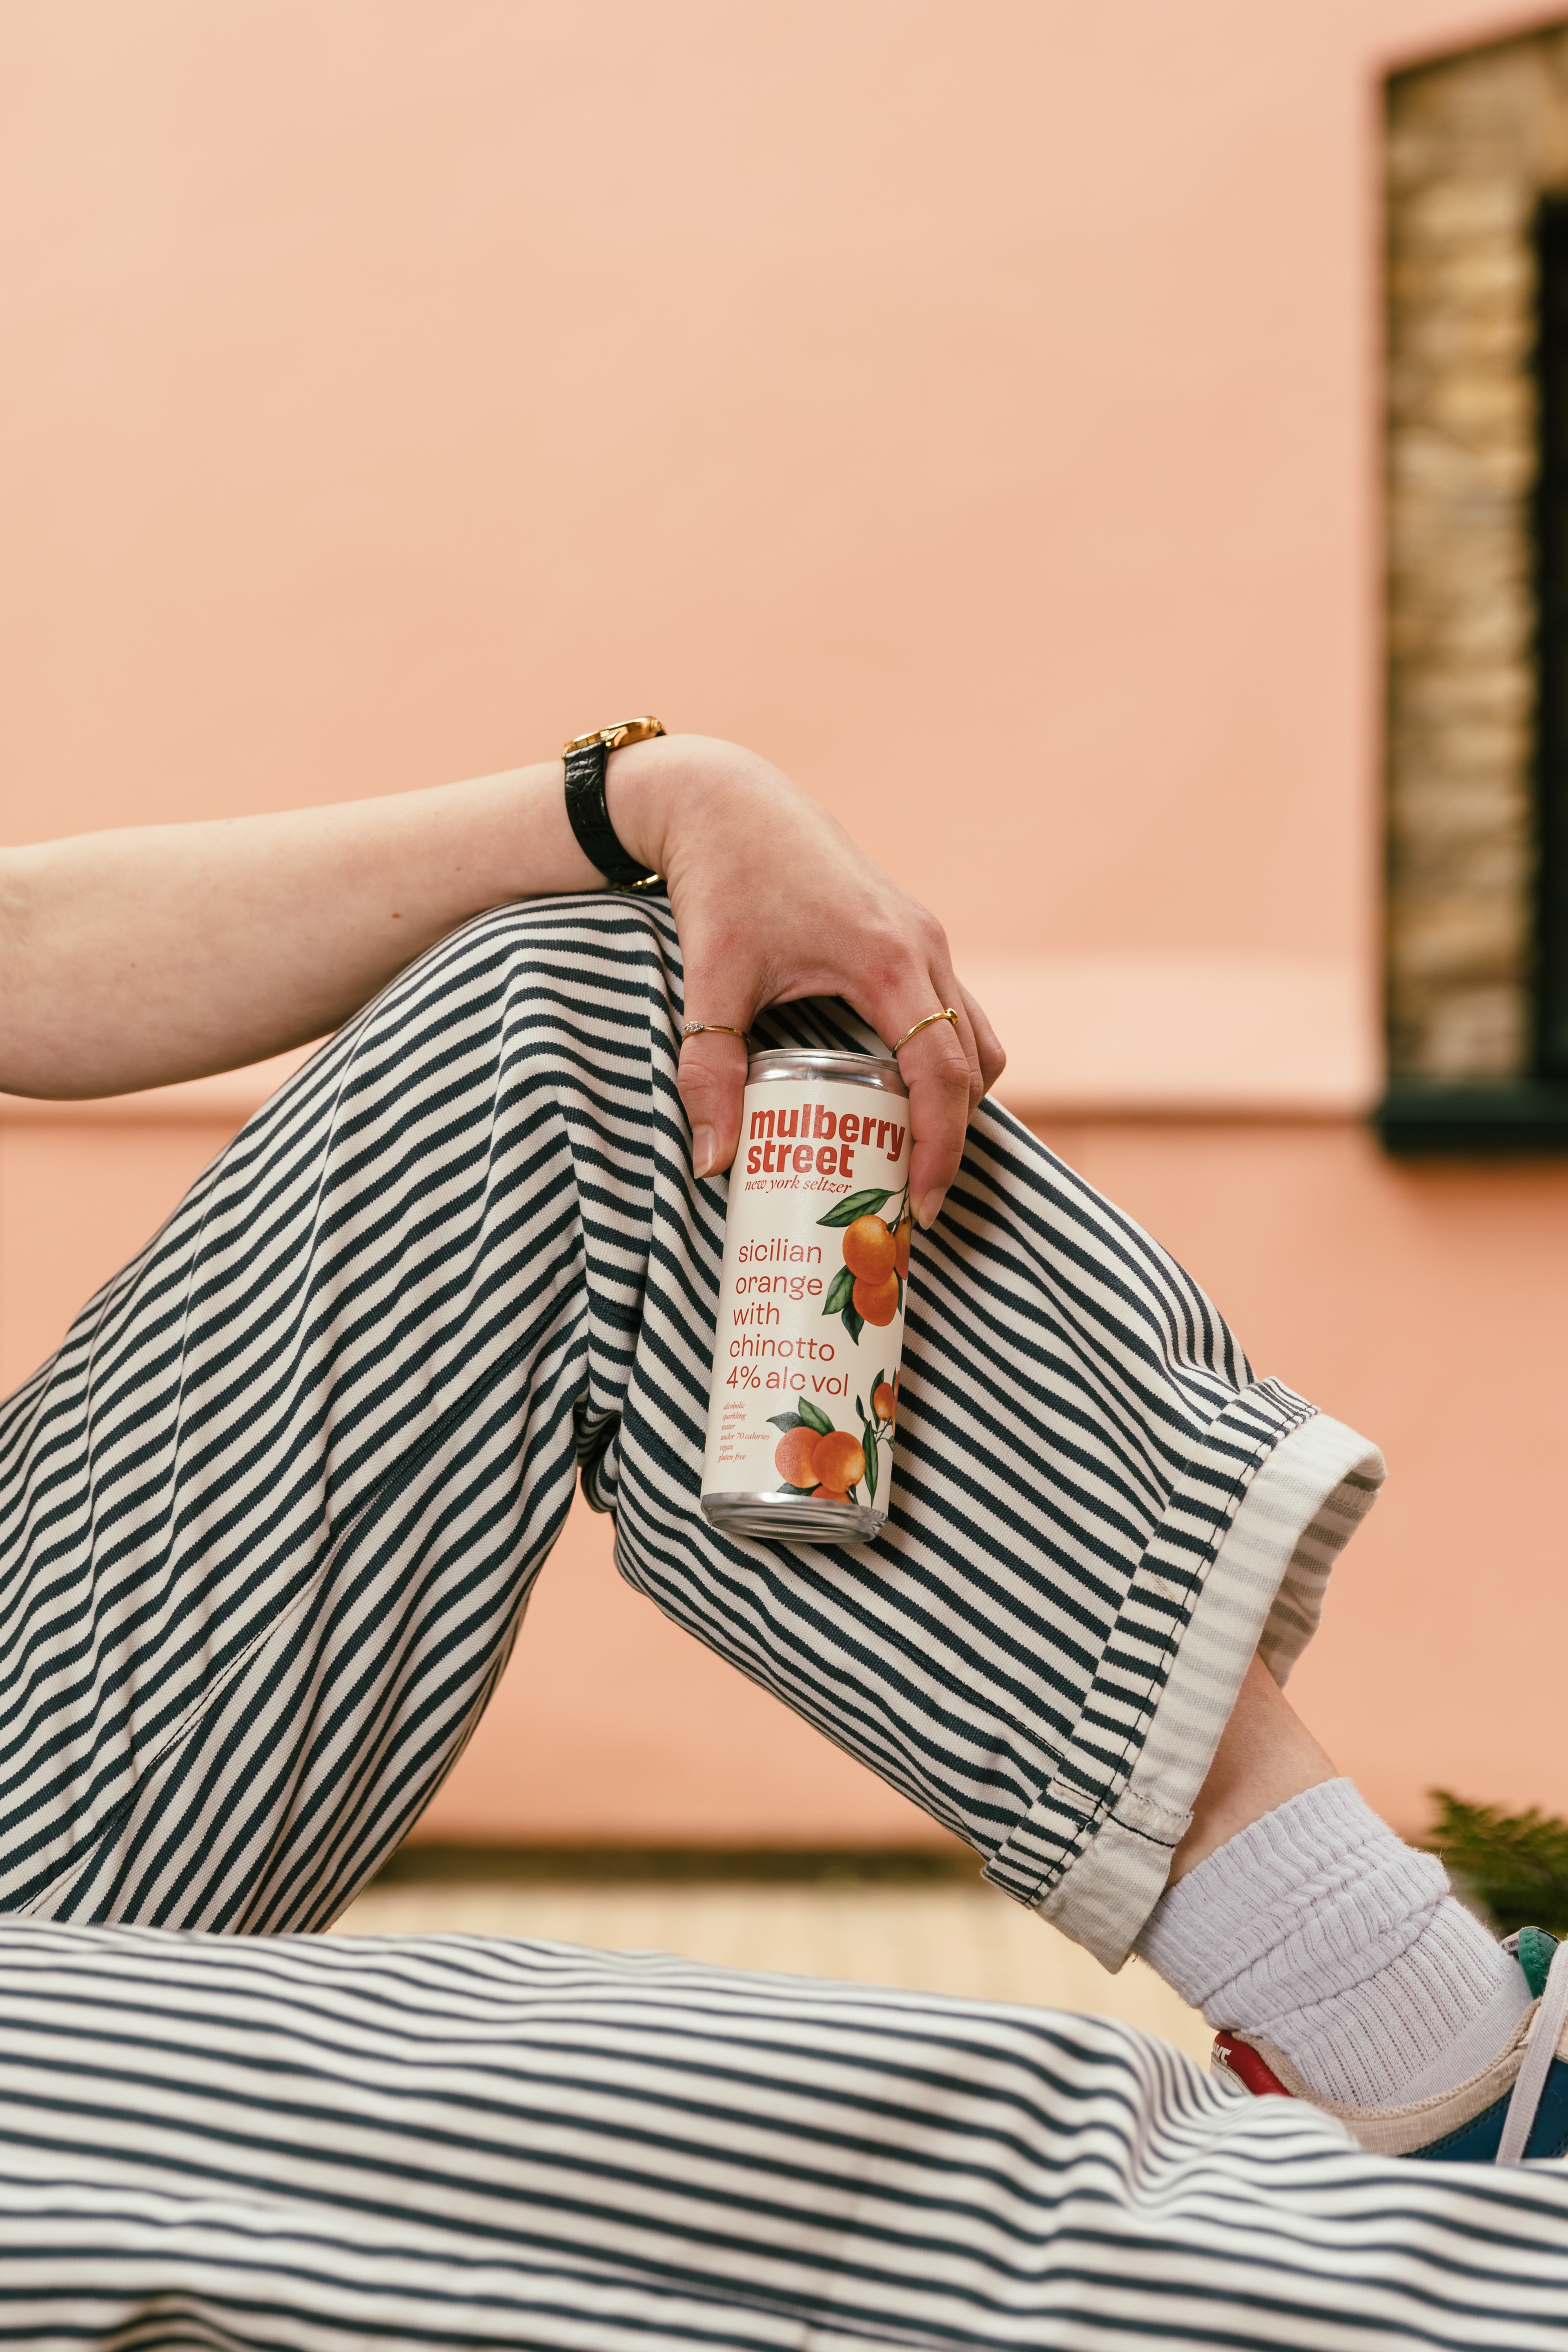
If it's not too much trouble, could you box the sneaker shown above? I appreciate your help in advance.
[1212,1927,1568,2163]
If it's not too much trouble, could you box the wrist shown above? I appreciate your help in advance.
[601,729,719,880]
[599,734,677,878]
[603,735,770,880]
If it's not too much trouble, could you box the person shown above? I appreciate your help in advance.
[0,727,1562,2348]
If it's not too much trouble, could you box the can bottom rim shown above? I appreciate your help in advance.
[702,1492,885,1547]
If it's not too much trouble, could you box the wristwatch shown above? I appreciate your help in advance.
[563,717,667,891]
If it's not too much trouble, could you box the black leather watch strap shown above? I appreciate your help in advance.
[563,741,663,892]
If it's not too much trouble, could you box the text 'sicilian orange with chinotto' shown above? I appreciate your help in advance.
[702,1047,911,1543]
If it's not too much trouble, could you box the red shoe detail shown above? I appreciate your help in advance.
[1213,2031,1294,2097]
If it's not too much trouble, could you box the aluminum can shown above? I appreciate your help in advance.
[701,1046,911,1544]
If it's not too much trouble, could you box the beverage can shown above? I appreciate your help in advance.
[701,1046,912,1544]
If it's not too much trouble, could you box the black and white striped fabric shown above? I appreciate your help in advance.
[2,1920,1565,2348]
[0,893,1557,2347]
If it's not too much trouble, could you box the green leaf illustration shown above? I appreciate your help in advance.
[797,1396,835,1436]
[776,1479,819,1496]
[870,1368,885,1397]
[862,1428,880,1503]
[839,1301,865,1347]
[816,1188,893,1228]
[822,1265,855,1316]
[767,1412,804,1434]
[855,1395,865,1422]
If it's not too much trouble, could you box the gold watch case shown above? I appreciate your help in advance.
[562,716,667,757]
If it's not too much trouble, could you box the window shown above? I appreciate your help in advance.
[1380,29,1568,1147]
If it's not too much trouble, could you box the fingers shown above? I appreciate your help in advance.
[953,976,1005,1096]
[676,911,763,1178]
[682,999,980,1214]
[836,940,986,1229]
[676,1027,751,1178]
[887,951,1006,1229]
[918,942,1004,1111]
[894,1011,976,1229]
[926,981,984,1115]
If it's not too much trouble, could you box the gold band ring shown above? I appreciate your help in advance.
[681,1022,750,1041]
[890,1007,960,1058]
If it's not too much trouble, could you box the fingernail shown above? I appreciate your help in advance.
[693,1126,717,1179]
[916,1190,945,1230]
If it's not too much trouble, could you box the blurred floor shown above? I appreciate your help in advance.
[332,1850,1212,2064]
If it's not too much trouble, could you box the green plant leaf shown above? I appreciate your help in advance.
[797,1396,835,1436]
[870,1369,885,1397]
[862,1428,879,1503]
[816,1188,893,1228]
[854,1395,865,1421]
[840,1301,865,1347]
[1423,1791,1568,1937]
[823,1265,855,1316]
[767,1412,803,1433]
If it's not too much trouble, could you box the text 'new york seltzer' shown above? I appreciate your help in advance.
[702,1046,911,1543]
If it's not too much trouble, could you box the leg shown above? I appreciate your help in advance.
[1169,1648,1338,1879]
[0,893,1381,1951]
[0,901,621,1927]
[0,1915,1561,2348]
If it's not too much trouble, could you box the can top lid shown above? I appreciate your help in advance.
[745,1045,908,1097]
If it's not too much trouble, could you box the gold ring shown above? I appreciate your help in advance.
[890,1008,960,1057]
[681,1023,750,1041]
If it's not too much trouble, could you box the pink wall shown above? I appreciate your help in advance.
[4,0,1567,1846]
[0,0,1519,952]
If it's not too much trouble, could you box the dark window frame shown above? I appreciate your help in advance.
[1536,196,1568,1081]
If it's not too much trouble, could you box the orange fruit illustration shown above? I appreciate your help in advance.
[812,1487,851,1504]
[853,1272,899,1327]
[895,1216,911,1279]
[811,1429,865,1492]
[873,1380,897,1425]
[841,1214,896,1283]
[774,1425,824,1488]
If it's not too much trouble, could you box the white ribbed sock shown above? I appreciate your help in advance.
[1135,1778,1530,2109]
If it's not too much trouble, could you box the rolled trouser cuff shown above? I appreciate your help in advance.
[982,1404,1384,1970]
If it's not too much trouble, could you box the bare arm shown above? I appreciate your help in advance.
[0,733,1002,1224]
[0,758,593,1098]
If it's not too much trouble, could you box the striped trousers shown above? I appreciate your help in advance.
[0,897,1559,2347]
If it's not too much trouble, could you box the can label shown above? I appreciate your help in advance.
[702,1077,912,1515]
